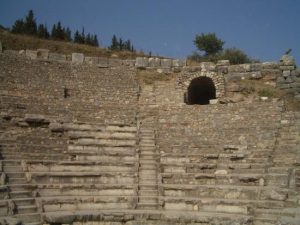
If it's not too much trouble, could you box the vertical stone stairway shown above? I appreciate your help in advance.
[137,85,159,210]
[1,160,41,225]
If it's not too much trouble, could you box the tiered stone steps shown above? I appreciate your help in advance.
[0,121,140,223]
[154,100,300,224]
[0,160,41,225]
[31,122,139,212]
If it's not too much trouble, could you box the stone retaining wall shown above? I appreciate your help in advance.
[1,45,299,102]
[1,45,186,70]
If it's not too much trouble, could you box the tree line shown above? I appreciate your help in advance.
[10,10,136,52]
[11,10,98,46]
[109,35,135,52]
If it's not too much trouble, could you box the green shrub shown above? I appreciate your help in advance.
[222,48,251,64]
[258,88,275,97]
[188,48,253,65]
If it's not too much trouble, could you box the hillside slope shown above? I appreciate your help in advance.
[0,29,143,59]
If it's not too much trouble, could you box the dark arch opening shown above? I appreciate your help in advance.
[186,77,216,105]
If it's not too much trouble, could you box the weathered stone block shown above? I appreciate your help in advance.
[282,70,291,78]
[49,53,66,61]
[200,62,216,71]
[161,59,172,68]
[261,189,288,201]
[217,60,230,66]
[280,54,295,66]
[0,41,2,53]
[85,57,99,65]
[214,170,227,175]
[172,59,186,67]
[26,50,38,60]
[148,58,161,67]
[49,122,64,132]
[209,99,218,104]
[262,62,279,69]
[228,64,251,73]
[72,53,84,63]
[164,202,191,210]
[135,57,149,68]
[37,49,49,60]
[3,50,19,55]
[225,73,246,82]
[279,65,295,71]
[215,205,248,214]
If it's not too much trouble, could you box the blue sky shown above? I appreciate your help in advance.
[0,0,299,65]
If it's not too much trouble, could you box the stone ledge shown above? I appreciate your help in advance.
[42,209,253,224]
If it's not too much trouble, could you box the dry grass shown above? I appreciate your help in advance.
[136,69,175,85]
[0,29,144,59]
[238,80,300,111]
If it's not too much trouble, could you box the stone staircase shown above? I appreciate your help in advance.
[1,160,41,225]
[137,123,159,209]
[137,85,159,209]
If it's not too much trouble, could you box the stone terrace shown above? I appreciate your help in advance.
[0,52,299,225]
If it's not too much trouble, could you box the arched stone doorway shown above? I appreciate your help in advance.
[186,77,216,105]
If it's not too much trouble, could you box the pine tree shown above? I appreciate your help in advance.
[93,35,99,47]
[65,27,72,42]
[110,35,119,50]
[85,33,91,45]
[37,24,45,38]
[119,38,123,51]
[24,10,37,35]
[131,45,135,52]
[51,24,57,39]
[74,30,80,43]
[44,24,50,39]
[124,40,132,51]
[11,19,25,34]
[80,27,85,44]
[56,22,64,40]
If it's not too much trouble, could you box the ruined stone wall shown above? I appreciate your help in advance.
[155,55,299,106]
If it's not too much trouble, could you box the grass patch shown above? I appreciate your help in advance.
[258,89,275,98]
[136,69,174,85]
[238,80,300,111]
